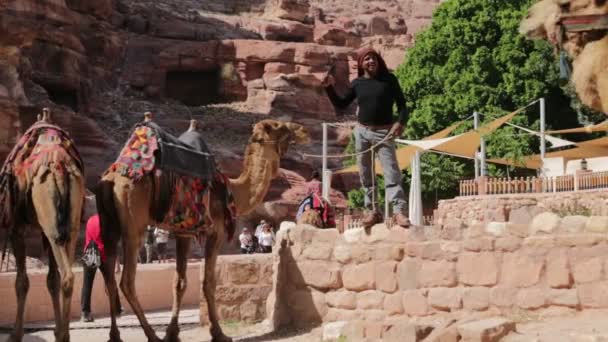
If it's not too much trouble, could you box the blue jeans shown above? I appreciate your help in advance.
[354,125,407,214]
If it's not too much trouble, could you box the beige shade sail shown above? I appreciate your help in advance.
[429,111,519,158]
[336,121,464,174]
[487,136,608,169]
[546,120,608,134]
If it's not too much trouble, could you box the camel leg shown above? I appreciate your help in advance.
[100,241,123,342]
[119,232,161,342]
[203,232,232,342]
[45,238,63,340]
[9,229,28,342]
[44,241,75,342]
[164,236,191,342]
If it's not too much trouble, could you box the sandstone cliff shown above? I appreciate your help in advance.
[0,0,440,230]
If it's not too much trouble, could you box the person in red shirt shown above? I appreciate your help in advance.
[80,214,122,322]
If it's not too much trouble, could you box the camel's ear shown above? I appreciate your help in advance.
[251,121,272,142]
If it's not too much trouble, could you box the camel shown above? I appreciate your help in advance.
[0,108,85,342]
[520,0,608,113]
[296,209,325,228]
[96,114,310,342]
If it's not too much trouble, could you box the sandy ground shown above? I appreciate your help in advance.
[5,309,608,341]
[0,309,323,342]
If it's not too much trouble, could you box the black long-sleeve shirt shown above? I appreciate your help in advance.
[325,73,409,126]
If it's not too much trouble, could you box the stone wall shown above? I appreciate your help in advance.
[0,254,272,325]
[200,254,273,324]
[435,189,608,229]
[267,220,608,340]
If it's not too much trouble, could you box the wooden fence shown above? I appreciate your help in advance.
[459,171,608,197]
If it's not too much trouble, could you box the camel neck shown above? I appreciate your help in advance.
[228,143,277,215]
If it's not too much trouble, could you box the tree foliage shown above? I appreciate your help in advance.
[346,0,600,209]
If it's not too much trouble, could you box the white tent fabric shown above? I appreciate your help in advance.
[506,122,575,149]
[409,151,423,226]
[394,134,463,151]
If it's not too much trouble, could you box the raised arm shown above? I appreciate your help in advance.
[323,75,356,110]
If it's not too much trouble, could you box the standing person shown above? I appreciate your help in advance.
[154,227,170,263]
[259,224,275,253]
[238,228,254,254]
[323,47,410,229]
[144,226,155,263]
[81,214,122,322]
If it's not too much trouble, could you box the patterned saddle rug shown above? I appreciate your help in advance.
[107,121,235,236]
[0,122,83,228]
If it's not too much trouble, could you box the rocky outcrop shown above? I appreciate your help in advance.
[0,0,442,245]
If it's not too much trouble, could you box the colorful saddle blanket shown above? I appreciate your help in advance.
[108,121,234,235]
[0,122,83,228]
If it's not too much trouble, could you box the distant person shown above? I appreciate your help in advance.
[144,226,155,264]
[239,228,254,254]
[259,224,275,253]
[81,214,122,322]
[323,47,410,229]
[296,170,335,228]
[154,227,170,263]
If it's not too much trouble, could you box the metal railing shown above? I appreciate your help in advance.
[459,171,608,197]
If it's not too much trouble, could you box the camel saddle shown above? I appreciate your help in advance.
[108,121,216,181]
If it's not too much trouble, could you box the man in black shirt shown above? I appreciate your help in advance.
[324,47,410,228]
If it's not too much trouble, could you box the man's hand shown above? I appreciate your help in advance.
[388,122,403,138]
[322,74,336,87]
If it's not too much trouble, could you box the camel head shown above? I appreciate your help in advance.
[520,0,608,57]
[250,120,310,158]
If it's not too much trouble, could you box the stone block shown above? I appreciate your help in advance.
[364,322,384,339]
[384,292,404,315]
[463,287,490,311]
[495,236,522,252]
[362,225,391,243]
[546,248,572,289]
[490,287,518,307]
[342,263,375,291]
[341,320,365,340]
[402,290,428,316]
[312,228,340,244]
[398,258,420,290]
[523,236,556,248]
[350,245,372,263]
[559,215,588,233]
[291,262,342,290]
[457,318,516,342]
[548,289,579,308]
[333,244,352,263]
[323,308,362,322]
[357,290,385,310]
[302,244,333,260]
[509,206,538,225]
[506,223,529,238]
[322,321,347,341]
[555,234,604,247]
[463,237,495,252]
[501,252,544,287]
[375,261,398,293]
[585,216,608,233]
[428,288,462,311]
[458,252,498,286]
[326,290,357,310]
[530,212,561,235]
[227,260,260,285]
[407,241,443,260]
[383,323,433,342]
[578,281,608,308]
[517,288,546,309]
[441,241,462,261]
[418,260,457,288]
[288,289,327,324]
[486,222,507,236]
[343,228,362,243]
[573,257,602,283]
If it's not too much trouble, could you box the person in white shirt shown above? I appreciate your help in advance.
[259,225,275,253]
[154,228,170,263]
[239,228,254,254]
